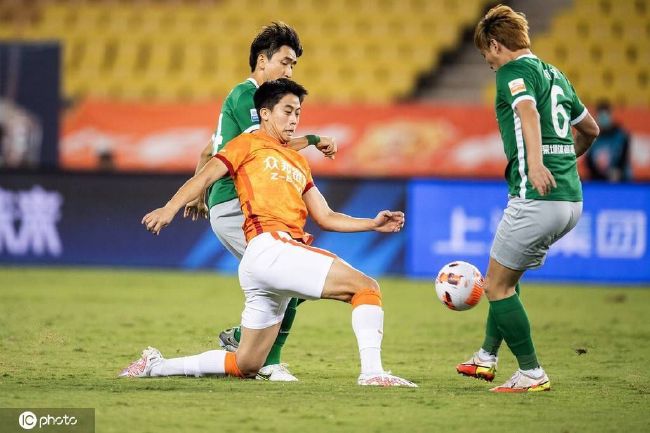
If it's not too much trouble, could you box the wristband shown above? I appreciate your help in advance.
[306,134,321,146]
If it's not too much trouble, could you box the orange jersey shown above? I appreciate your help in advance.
[215,131,315,242]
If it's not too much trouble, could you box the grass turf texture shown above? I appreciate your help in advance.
[1,267,649,433]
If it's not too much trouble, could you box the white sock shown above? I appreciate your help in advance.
[352,304,384,375]
[520,366,545,379]
[150,350,227,377]
[478,348,496,361]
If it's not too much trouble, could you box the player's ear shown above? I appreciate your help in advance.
[260,107,271,121]
[491,39,501,54]
[257,53,267,70]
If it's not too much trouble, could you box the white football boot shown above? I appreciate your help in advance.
[118,346,163,378]
[255,363,299,382]
[357,372,418,387]
[489,369,551,393]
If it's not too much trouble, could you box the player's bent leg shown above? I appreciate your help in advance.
[320,257,380,303]
[212,202,247,352]
[212,212,302,374]
[483,258,522,302]
[484,257,550,391]
[457,283,523,382]
[236,323,282,378]
[320,259,417,388]
[119,347,232,378]
[118,323,279,379]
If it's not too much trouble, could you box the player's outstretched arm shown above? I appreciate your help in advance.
[142,158,229,235]
[573,112,599,157]
[287,135,337,159]
[303,187,404,233]
[184,140,214,221]
[516,99,556,196]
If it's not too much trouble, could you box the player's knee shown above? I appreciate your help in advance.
[237,358,265,378]
[483,276,513,301]
[483,276,496,299]
[367,277,380,293]
[346,276,382,306]
[343,276,380,302]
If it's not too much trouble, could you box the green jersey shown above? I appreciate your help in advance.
[495,54,587,201]
[207,78,260,208]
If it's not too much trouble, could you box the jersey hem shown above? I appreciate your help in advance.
[570,107,588,125]
[511,94,536,110]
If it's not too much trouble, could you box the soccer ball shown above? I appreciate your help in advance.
[434,261,485,311]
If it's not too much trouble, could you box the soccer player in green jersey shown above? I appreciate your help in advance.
[183,22,336,381]
[456,5,600,392]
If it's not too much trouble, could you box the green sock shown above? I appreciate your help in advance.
[263,297,300,366]
[481,283,520,356]
[489,291,539,370]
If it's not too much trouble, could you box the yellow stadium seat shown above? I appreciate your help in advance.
[21,0,493,102]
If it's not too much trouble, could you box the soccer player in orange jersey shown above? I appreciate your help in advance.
[120,79,416,387]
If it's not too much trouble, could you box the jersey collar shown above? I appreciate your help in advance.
[247,77,260,88]
[254,130,286,146]
[515,53,537,60]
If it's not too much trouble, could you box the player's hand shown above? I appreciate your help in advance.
[315,136,337,159]
[372,210,405,233]
[528,163,556,196]
[184,196,208,221]
[142,207,176,235]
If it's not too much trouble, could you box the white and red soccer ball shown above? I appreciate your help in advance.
[434,261,485,311]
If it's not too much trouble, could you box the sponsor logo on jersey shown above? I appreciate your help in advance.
[250,109,259,123]
[508,78,526,96]
[542,144,576,155]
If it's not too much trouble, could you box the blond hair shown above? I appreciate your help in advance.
[474,4,530,52]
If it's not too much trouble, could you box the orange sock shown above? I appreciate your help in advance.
[351,288,382,308]
[224,352,243,377]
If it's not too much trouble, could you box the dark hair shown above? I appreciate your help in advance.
[254,78,308,115]
[596,100,611,112]
[249,22,303,72]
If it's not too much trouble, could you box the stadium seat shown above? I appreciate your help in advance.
[509,0,650,107]
[0,0,499,103]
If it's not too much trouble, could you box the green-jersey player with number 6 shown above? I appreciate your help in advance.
[456,5,600,392]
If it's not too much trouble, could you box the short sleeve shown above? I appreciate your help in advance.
[302,165,315,195]
[568,82,588,125]
[232,88,260,133]
[212,87,260,154]
[215,136,251,177]
[496,63,537,110]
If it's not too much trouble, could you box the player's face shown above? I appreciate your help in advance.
[262,46,298,82]
[481,39,502,71]
[263,94,301,143]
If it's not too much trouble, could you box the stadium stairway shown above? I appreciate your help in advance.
[416,0,572,103]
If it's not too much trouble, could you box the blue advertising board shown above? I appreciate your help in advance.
[3,173,648,284]
[0,173,407,276]
[407,180,650,284]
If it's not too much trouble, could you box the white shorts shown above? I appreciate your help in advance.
[209,198,246,260]
[490,197,583,271]
[238,231,336,329]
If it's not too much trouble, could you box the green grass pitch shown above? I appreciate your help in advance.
[1,267,649,433]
